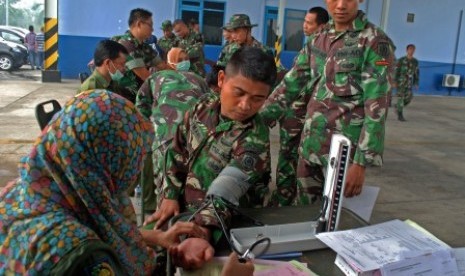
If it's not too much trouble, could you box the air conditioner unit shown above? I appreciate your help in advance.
[442,74,460,88]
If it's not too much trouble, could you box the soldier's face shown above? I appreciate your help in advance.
[138,17,154,40]
[326,0,360,31]
[303,12,319,36]
[163,28,173,38]
[174,23,188,38]
[231,28,249,44]
[218,70,270,122]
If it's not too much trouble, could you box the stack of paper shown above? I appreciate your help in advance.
[316,219,460,276]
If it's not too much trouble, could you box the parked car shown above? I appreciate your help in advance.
[0,25,27,45]
[0,37,28,71]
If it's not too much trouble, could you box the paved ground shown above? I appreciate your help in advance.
[1,69,464,248]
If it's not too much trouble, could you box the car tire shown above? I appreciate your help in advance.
[0,55,14,71]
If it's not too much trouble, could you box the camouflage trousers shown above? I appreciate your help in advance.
[396,86,413,113]
[126,152,157,213]
[269,96,309,207]
[294,157,325,206]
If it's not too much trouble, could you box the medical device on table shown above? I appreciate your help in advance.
[229,134,352,256]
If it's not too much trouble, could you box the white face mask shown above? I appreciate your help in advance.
[109,61,124,81]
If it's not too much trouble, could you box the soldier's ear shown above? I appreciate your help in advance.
[217,70,225,90]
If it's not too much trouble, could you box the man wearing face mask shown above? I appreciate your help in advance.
[136,47,210,212]
[78,40,134,101]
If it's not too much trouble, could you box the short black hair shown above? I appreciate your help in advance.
[225,47,277,88]
[29,25,34,32]
[406,44,416,50]
[94,40,129,67]
[128,8,152,27]
[308,7,330,26]
[206,65,223,89]
[172,19,187,27]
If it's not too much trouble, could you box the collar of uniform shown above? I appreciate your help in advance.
[126,30,143,47]
[91,70,111,89]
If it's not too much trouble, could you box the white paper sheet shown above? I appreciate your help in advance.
[316,219,458,274]
[342,185,380,222]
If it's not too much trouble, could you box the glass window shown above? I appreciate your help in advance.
[203,9,224,45]
[284,9,305,51]
[179,0,225,46]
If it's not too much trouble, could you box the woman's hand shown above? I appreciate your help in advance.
[143,198,179,229]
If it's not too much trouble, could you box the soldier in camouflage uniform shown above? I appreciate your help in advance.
[216,14,274,68]
[144,48,277,246]
[157,20,178,61]
[136,70,210,212]
[78,40,135,101]
[172,19,206,77]
[395,44,419,121]
[261,7,329,207]
[111,8,167,102]
[260,0,395,205]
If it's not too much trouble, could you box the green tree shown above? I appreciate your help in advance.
[0,0,44,30]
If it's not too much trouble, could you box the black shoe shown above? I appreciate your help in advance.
[398,111,406,121]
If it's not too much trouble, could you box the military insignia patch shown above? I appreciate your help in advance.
[377,42,390,59]
[241,154,257,171]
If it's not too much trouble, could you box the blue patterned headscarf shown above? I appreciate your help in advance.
[0,90,156,274]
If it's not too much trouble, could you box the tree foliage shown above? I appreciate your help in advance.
[0,0,44,30]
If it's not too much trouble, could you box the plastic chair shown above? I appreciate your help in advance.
[79,72,89,83]
[35,99,62,130]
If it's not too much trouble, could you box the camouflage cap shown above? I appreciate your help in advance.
[222,14,257,30]
[161,20,173,30]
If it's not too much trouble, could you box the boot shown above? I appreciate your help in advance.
[397,110,406,121]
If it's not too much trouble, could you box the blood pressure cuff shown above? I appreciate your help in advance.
[206,166,250,206]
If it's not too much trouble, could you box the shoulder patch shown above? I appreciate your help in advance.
[377,42,390,59]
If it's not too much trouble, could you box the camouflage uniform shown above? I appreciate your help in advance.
[162,93,271,234]
[111,31,163,101]
[175,30,205,77]
[158,20,179,61]
[260,11,395,205]
[77,70,133,101]
[395,56,419,115]
[136,70,210,211]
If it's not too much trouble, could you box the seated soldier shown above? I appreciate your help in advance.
[136,47,211,213]
[144,47,277,248]
[78,40,134,101]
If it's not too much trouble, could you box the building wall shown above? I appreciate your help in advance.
[57,0,465,95]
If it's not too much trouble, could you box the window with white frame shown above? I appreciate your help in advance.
[179,0,225,45]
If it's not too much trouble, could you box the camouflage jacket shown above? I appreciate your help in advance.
[162,93,271,228]
[175,30,205,77]
[261,11,395,167]
[111,31,163,96]
[216,37,274,67]
[395,56,419,89]
[158,35,179,60]
[136,70,210,151]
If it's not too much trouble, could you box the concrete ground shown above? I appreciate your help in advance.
[1,68,464,248]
